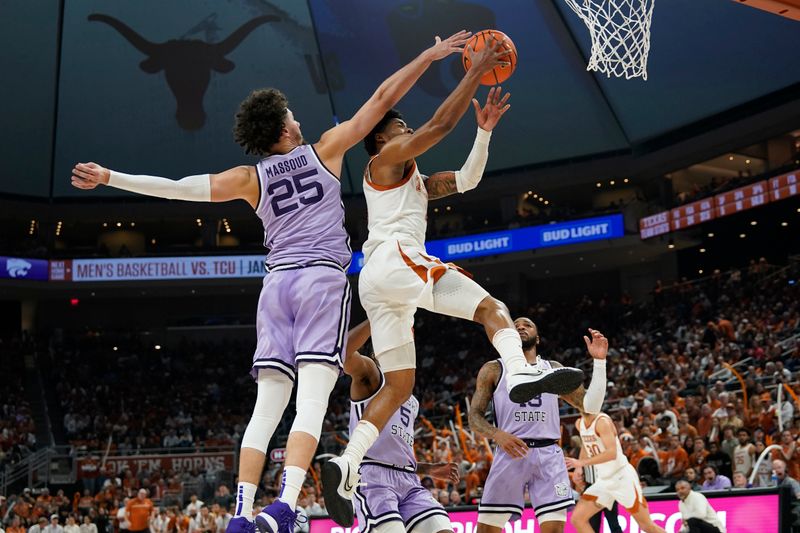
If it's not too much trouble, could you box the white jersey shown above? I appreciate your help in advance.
[362,157,428,263]
[578,413,629,479]
[733,444,754,474]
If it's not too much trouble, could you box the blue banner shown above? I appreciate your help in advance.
[0,256,50,281]
[347,214,623,274]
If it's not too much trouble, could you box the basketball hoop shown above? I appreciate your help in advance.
[562,0,655,80]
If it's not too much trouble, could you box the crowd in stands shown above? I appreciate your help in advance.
[0,337,37,470]
[2,256,798,531]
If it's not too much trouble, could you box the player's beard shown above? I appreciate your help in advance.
[521,337,537,350]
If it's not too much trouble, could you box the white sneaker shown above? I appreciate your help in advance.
[506,365,584,403]
[321,456,359,527]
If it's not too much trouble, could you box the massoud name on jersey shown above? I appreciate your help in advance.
[262,154,309,177]
[514,395,549,422]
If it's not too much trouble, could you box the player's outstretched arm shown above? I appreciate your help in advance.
[376,38,509,168]
[469,361,528,458]
[555,329,607,413]
[315,31,471,159]
[71,162,259,208]
[424,86,511,200]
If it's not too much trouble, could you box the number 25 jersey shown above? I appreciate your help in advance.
[255,145,351,269]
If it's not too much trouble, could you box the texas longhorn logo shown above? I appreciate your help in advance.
[88,14,279,131]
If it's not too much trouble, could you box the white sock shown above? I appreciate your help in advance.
[492,328,529,375]
[342,420,380,466]
[277,465,306,509]
[235,481,257,519]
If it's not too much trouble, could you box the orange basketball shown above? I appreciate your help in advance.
[462,30,517,86]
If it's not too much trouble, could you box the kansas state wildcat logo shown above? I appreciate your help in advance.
[6,258,32,278]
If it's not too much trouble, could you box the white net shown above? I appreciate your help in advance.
[563,0,655,80]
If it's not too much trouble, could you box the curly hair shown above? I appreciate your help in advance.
[233,88,288,156]
[363,109,404,156]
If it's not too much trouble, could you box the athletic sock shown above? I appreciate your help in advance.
[492,328,530,375]
[235,481,257,519]
[342,420,380,467]
[277,465,306,509]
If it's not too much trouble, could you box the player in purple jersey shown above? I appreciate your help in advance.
[468,318,608,533]
[344,321,457,533]
[70,29,473,533]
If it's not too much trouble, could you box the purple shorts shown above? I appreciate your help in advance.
[251,264,351,381]
[354,464,448,533]
[479,445,574,521]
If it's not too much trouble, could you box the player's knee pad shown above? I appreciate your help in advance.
[431,270,490,321]
[376,341,417,373]
[241,369,293,453]
[477,513,512,529]
[537,509,567,524]
[290,363,338,438]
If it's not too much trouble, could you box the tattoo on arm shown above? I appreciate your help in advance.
[425,171,458,200]
[469,361,500,438]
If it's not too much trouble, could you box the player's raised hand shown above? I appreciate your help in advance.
[583,328,608,360]
[564,456,587,470]
[472,86,511,131]
[465,34,510,76]
[492,429,528,459]
[72,162,111,190]
[425,30,472,61]
[427,462,460,484]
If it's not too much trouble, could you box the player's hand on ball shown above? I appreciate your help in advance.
[583,328,608,360]
[72,162,111,190]
[564,456,586,470]
[428,462,460,483]
[472,86,511,131]
[493,429,528,458]
[465,35,511,77]
[425,30,472,61]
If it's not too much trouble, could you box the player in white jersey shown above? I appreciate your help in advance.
[567,413,667,533]
[322,37,584,526]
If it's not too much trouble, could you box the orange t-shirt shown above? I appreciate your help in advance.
[627,449,650,469]
[660,447,689,478]
[126,498,154,531]
[690,449,709,469]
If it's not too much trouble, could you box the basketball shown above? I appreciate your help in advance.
[462,30,517,86]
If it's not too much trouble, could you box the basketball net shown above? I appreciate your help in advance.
[563,0,655,80]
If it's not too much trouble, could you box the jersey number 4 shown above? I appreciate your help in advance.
[268,169,323,217]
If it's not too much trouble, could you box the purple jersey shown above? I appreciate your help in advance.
[254,144,351,269]
[350,375,418,471]
[493,358,561,440]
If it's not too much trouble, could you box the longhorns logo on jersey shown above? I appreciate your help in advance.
[88,14,279,130]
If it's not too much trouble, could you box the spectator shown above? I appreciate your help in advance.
[78,516,96,533]
[150,509,168,533]
[731,472,750,489]
[211,505,230,533]
[701,466,731,491]
[43,516,62,533]
[773,459,800,499]
[771,430,800,479]
[705,443,732,480]
[211,487,233,512]
[7,517,25,533]
[183,497,203,517]
[437,490,450,507]
[62,517,79,533]
[28,517,47,533]
[125,490,153,533]
[448,490,462,507]
[684,468,702,491]
[675,480,725,533]
[732,429,756,477]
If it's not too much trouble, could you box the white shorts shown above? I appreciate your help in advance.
[582,464,648,513]
[359,240,489,357]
